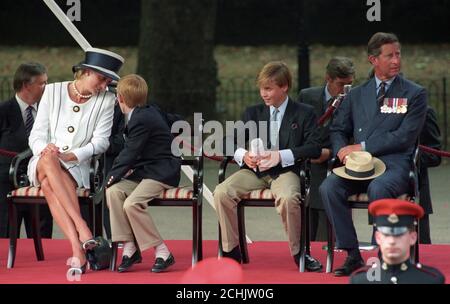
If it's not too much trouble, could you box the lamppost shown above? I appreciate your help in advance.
[297,0,310,91]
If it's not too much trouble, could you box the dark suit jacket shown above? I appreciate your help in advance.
[106,105,181,188]
[228,98,321,179]
[0,97,29,182]
[298,86,330,209]
[105,103,125,174]
[419,106,441,214]
[331,75,427,173]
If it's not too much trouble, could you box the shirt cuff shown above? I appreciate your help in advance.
[361,141,366,151]
[71,144,94,163]
[279,149,295,167]
[234,148,247,167]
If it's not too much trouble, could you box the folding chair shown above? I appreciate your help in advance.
[6,149,105,268]
[109,154,204,270]
[217,157,312,272]
[325,147,420,273]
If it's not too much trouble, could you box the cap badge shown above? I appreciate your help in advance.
[388,214,399,224]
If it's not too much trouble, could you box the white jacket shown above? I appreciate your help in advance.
[28,81,114,188]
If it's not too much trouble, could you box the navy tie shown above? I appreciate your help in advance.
[377,82,386,106]
[25,106,34,137]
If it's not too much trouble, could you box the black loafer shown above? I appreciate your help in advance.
[151,254,175,273]
[118,250,142,273]
[294,253,323,272]
[222,246,242,264]
[334,256,365,277]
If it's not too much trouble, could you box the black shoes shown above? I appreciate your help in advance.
[151,253,175,273]
[118,250,142,273]
[294,253,323,272]
[222,246,242,264]
[334,256,365,277]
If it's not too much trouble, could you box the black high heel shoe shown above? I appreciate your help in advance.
[82,238,98,251]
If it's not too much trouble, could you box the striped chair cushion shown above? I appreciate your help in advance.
[241,188,274,200]
[10,186,90,198]
[348,193,410,202]
[158,186,193,200]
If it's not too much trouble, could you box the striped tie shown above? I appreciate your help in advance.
[270,109,279,148]
[25,106,34,137]
[377,82,386,106]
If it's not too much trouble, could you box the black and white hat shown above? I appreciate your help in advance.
[72,47,124,81]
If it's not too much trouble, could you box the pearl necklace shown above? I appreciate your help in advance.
[72,81,93,99]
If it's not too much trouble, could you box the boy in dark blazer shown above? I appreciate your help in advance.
[214,61,323,271]
[106,74,181,273]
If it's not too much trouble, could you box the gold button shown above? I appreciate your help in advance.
[62,146,69,151]
[73,106,80,112]
[68,126,75,133]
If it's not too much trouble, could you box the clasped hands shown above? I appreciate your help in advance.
[243,150,280,172]
[40,143,77,162]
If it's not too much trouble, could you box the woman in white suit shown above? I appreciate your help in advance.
[27,48,124,274]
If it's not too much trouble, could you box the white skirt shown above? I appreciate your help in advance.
[27,155,84,188]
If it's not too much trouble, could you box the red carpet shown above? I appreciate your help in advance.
[0,239,448,284]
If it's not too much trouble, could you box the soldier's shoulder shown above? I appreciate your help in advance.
[413,263,446,284]
[349,266,371,284]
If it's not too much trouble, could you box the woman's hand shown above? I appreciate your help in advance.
[41,143,60,156]
[59,152,78,162]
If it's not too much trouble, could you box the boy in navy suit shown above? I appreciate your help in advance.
[106,74,181,273]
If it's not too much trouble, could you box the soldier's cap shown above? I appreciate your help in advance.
[368,199,424,236]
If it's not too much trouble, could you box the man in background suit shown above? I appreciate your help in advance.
[214,61,323,271]
[319,32,427,276]
[418,106,441,244]
[298,57,355,241]
[0,62,53,238]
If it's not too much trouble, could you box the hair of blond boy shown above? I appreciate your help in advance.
[117,74,148,108]
[256,61,292,91]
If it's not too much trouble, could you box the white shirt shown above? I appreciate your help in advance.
[234,96,295,168]
[15,94,38,124]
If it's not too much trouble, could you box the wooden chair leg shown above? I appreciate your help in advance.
[237,204,249,263]
[110,241,119,271]
[191,200,199,266]
[326,218,334,273]
[197,202,203,261]
[305,205,311,255]
[217,223,224,257]
[31,204,44,261]
[94,201,103,237]
[7,202,18,269]
[412,223,420,264]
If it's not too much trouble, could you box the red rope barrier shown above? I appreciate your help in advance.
[418,145,450,158]
[2,142,449,161]
[0,148,18,158]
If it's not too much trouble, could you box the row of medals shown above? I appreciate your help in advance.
[380,104,407,114]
